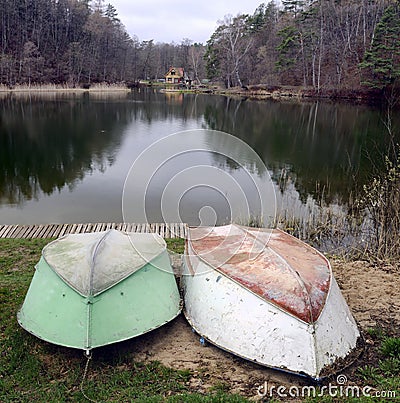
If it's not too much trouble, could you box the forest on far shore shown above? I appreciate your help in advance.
[0,0,399,95]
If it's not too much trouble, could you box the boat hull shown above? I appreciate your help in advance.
[182,227,360,378]
[18,233,181,350]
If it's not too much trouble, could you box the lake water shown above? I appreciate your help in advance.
[0,90,397,229]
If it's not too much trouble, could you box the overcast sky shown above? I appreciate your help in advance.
[110,1,276,44]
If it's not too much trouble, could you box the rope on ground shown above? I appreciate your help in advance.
[80,351,99,403]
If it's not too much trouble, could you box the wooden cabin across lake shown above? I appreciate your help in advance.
[165,67,188,84]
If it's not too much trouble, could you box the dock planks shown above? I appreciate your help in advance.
[0,223,187,239]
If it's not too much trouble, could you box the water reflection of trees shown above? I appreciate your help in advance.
[0,94,128,204]
[1,91,396,211]
[119,89,206,124]
[202,96,396,204]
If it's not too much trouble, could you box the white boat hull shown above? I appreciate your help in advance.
[182,235,360,378]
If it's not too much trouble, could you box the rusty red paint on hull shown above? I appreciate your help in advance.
[188,225,331,323]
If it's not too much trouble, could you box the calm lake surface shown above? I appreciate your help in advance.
[0,90,398,227]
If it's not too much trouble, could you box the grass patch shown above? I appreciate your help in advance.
[381,337,400,359]
[354,330,400,400]
[365,326,386,341]
[165,238,185,254]
[0,238,250,402]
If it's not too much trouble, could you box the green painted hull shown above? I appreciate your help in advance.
[18,251,181,350]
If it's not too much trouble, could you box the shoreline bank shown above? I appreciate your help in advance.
[0,82,389,105]
[163,84,387,105]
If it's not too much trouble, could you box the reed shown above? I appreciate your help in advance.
[273,205,362,255]
[356,148,400,264]
[269,148,400,266]
[0,82,130,92]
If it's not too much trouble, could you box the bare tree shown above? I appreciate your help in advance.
[208,14,253,87]
[21,41,44,85]
[188,44,205,84]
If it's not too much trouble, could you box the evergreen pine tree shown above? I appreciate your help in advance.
[360,3,400,89]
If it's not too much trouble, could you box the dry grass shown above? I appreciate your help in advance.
[0,82,131,93]
[356,149,400,264]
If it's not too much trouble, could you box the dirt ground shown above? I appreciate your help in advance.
[124,259,400,399]
[333,260,400,332]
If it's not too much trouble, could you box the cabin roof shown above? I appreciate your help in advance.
[165,66,184,78]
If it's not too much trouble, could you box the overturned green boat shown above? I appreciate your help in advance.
[17,229,181,352]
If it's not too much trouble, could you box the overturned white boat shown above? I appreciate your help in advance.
[182,224,360,379]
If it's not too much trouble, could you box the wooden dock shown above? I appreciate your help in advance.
[0,223,187,239]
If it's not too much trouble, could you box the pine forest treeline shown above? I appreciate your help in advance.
[0,0,399,93]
